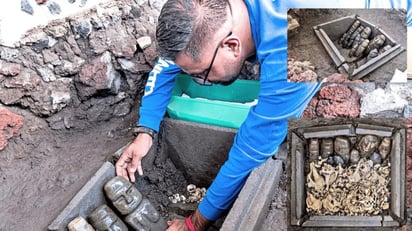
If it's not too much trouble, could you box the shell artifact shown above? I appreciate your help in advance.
[307,162,325,192]
[306,192,322,211]
[306,156,390,216]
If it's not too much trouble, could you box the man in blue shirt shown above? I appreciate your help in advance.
[116,0,409,230]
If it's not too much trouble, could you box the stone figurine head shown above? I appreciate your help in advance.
[378,137,391,160]
[88,204,128,231]
[308,138,319,162]
[320,138,334,158]
[334,137,351,155]
[357,135,379,158]
[104,176,142,215]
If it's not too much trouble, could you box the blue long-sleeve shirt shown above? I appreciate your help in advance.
[138,0,410,221]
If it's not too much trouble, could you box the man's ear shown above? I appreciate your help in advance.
[223,36,241,57]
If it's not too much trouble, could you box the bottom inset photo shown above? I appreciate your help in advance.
[288,118,407,230]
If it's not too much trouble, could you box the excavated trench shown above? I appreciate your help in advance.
[47,118,231,230]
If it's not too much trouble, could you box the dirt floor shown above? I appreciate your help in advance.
[0,104,226,230]
[288,9,407,82]
[0,106,134,230]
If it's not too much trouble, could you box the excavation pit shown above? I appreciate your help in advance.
[289,118,407,229]
[48,118,284,231]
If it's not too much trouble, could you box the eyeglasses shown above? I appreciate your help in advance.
[191,31,233,86]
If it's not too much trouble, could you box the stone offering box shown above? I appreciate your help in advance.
[313,15,405,80]
[289,118,407,228]
[48,118,284,231]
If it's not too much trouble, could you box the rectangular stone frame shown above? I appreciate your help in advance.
[289,120,406,228]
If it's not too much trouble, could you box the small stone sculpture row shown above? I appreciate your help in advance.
[338,20,391,60]
[68,176,166,231]
[308,135,391,166]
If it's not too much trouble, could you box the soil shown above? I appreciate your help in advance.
[0,106,133,230]
[288,9,407,82]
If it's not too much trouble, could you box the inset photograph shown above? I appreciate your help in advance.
[288,9,407,82]
[288,118,407,230]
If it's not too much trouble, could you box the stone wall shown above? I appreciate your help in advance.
[0,0,164,150]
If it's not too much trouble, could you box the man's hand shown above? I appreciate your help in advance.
[115,133,153,182]
[166,219,187,231]
[166,209,209,231]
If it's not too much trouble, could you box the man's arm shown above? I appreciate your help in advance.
[138,57,181,132]
[116,57,180,181]
[198,54,322,220]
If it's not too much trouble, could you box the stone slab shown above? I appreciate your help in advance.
[48,161,116,231]
[160,118,237,186]
[302,216,382,227]
[220,157,283,231]
[302,124,354,138]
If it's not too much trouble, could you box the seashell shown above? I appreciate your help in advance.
[370,152,382,165]
[334,137,350,163]
[306,192,322,212]
[320,138,333,158]
[307,162,325,192]
[346,165,361,183]
[308,138,319,162]
[322,194,340,213]
[378,137,391,160]
[358,158,373,176]
[306,149,391,216]
[319,163,338,190]
[382,201,389,210]
[187,184,196,193]
[357,135,379,158]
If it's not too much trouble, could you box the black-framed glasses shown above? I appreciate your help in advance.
[191,31,233,86]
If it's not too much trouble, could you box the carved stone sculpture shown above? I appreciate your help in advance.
[357,135,379,158]
[88,204,128,231]
[378,137,391,159]
[104,176,167,231]
[334,137,350,164]
[309,138,319,162]
[321,138,333,159]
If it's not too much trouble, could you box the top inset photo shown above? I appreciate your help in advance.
[288,9,407,83]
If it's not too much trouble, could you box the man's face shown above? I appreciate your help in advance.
[175,36,244,86]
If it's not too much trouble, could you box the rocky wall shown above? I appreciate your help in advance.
[0,0,164,150]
